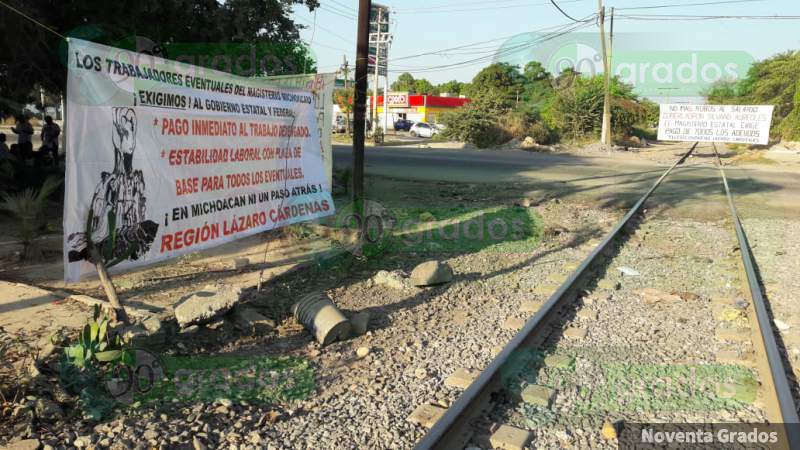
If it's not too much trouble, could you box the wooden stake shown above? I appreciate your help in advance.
[90,248,130,324]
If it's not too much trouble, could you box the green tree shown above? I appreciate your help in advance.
[390,72,416,92]
[543,75,642,140]
[521,61,554,105]
[464,63,525,107]
[333,88,353,134]
[0,0,319,117]
[414,79,437,95]
[437,80,464,96]
[698,51,800,140]
[705,81,739,104]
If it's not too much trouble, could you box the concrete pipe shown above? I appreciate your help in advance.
[292,292,351,345]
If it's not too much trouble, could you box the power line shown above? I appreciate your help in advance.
[320,4,357,21]
[390,17,595,62]
[329,0,356,12]
[302,39,352,53]
[549,0,589,22]
[396,0,588,14]
[295,15,355,45]
[617,13,800,20]
[388,20,594,74]
[616,0,765,11]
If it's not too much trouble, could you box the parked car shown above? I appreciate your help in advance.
[394,119,414,131]
[409,122,439,138]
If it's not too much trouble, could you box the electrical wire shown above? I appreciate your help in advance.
[329,0,356,12]
[386,20,594,74]
[390,17,595,62]
[549,0,589,22]
[395,0,585,13]
[396,0,588,14]
[617,13,800,20]
[320,4,357,21]
[295,14,355,45]
[615,0,765,10]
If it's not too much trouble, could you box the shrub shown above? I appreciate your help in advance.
[440,93,510,148]
[529,122,551,144]
[779,80,800,141]
[0,176,62,259]
[544,76,604,140]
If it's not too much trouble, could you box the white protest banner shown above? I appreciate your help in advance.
[258,73,335,189]
[658,103,774,145]
[64,38,334,282]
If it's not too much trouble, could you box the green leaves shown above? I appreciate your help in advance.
[95,350,122,362]
[64,309,125,368]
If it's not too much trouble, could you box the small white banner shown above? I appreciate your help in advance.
[64,39,334,281]
[658,103,774,145]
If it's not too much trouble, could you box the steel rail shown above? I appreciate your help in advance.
[712,144,800,449]
[414,142,699,450]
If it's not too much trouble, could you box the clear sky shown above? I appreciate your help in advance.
[291,0,800,85]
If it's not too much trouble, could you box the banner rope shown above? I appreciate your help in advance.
[0,0,67,40]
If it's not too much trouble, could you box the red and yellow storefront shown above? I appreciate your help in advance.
[370,92,471,125]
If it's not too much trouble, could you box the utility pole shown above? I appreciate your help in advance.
[598,0,612,147]
[609,7,615,65]
[353,0,371,214]
[371,8,383,134]
[341,55,352,134]
[383,74,390,133]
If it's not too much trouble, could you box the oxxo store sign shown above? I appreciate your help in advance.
[386,92,409,107]
[372,92,470,124]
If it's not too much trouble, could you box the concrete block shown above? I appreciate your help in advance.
[563,327,587,339]
[174,284,242,328]
[715,327,751,342]
[444,368,478,389]
[489,425,532,450]
[407,404,446,428]
[502,317,526,331]
[521,384,554,407]
[231,257,250,270]
[531,284,559,296]
[519,300,542,313]
[544,354,572,369]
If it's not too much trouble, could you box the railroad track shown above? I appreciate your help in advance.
[413,142,800,450]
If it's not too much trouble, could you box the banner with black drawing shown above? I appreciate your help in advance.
[64,38,334,282]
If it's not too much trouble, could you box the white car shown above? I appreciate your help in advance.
[409,122,440,138]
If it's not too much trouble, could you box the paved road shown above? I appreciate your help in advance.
[332,143,800,219]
